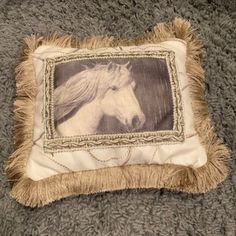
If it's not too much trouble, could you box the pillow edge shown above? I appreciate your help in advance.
[5,17,230,207]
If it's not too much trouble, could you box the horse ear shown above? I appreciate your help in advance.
[107,61,113,70]
[81,65,89,71]
[124,61,132,70]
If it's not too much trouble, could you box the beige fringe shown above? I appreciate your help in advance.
[5,18,230,207]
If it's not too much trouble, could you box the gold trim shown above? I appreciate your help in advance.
[43,50,184,152]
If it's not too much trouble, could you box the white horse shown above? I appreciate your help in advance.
[54,61,145,136]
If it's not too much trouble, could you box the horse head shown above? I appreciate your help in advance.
[99,62,146,131]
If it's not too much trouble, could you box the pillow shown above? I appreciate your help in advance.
[6,18,230,207]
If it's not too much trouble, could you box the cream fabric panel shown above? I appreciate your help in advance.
[26,41,207,181]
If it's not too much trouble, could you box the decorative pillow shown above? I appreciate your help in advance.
[6,18,230,207]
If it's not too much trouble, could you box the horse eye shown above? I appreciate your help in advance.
[111,86,118,91]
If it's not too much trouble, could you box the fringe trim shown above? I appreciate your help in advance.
[5,18,230,207]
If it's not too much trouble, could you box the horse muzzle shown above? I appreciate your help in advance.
[127,113,146,131]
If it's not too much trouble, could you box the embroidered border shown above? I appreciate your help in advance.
[43,48,184,152]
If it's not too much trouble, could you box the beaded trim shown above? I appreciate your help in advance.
[43,48,184,152]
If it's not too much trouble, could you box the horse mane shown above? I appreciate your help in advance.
[54,62,132,122]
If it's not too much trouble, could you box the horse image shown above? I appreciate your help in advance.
[54,61,146,136]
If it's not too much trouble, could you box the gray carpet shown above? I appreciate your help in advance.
[0,0,235,235]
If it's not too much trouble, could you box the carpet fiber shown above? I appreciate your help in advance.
[0,0,235,235]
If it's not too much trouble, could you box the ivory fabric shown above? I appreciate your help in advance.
[26,40,207,181]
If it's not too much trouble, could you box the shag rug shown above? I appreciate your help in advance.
[0,0,235,235]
